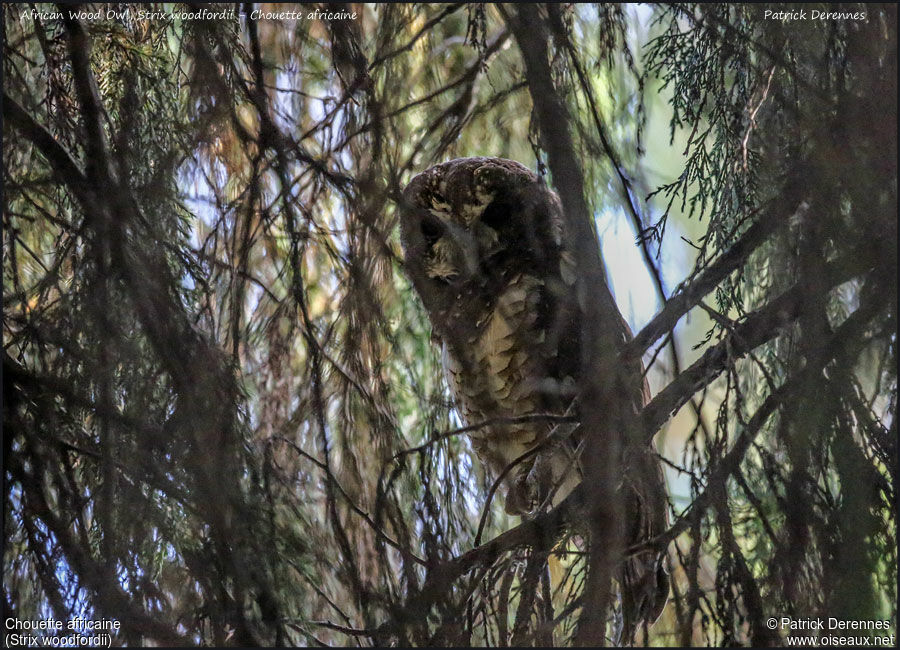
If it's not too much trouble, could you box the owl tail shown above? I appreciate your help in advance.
[621,549,669,643]
[619,445,670,643]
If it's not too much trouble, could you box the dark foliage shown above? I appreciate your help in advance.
[3,3,896,646]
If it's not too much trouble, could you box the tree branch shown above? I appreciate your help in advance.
[625,201,788,362]
[630,287,885,556]
[2,94,92,207]
[640,251,873,443]
[505,4,639,644]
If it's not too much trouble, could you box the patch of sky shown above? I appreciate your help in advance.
[596,205,689,335]
[271,70,298,134]
[175,156,232,293]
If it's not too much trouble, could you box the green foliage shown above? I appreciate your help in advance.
[3,3,895,647]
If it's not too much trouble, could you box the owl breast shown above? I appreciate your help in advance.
[398,157,584,514]
[440,272,580,513]
[400,157,670,631]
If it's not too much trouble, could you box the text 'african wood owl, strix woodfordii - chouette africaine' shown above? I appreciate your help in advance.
[399,156,669,635]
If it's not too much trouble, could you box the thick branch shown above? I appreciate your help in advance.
[2,95,92,207]
[625,204,786,361]
[640,251,873,443]
[506,5,633,645]
[632,289,884,554]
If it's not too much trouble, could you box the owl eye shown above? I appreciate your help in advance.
[420,215,445,246]
[480,198,515,233]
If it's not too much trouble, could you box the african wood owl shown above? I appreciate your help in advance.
[399,157,668,631]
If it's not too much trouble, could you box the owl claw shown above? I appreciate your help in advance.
[527,450,555,511]
[503,477,527,515]
[504,463,536,515]
[503,452,555,516]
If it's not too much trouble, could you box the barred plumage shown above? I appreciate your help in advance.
[400,157,669,634]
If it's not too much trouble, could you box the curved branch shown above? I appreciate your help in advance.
[2,94,91,206]
[640,250,873,443]
[505,5,631,643]
[625,202,789,362]
[375,485,582,643]
[634,283,886,563]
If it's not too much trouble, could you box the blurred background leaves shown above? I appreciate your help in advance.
[3,3,896,646]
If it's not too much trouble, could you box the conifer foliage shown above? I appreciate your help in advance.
[3,4,896,646]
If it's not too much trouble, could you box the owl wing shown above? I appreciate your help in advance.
[399,157,669,634]
[620,440,670,640]
[567,310,669,639]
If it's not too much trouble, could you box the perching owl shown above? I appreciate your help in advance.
[399,157,668,632]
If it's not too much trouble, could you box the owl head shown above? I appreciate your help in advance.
[399,157,565,333]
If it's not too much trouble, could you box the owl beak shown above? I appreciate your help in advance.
[442,221,481,281]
